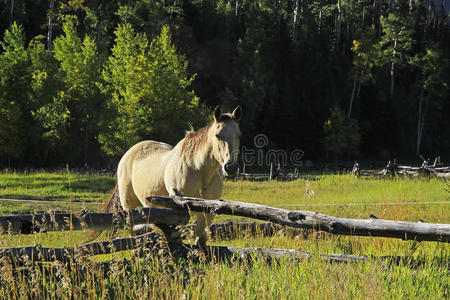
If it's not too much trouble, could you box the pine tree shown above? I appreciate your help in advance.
[99,24,207,157]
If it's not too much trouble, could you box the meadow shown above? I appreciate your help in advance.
[0,171,448,299]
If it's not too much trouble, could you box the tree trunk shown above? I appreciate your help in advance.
[43,141,49,165]
[293,0,300,44]
[417,93,430,155]
[348,77,358,119]
[416,83,424,155]
[84,126,89,166]
[9,0,15,27]
[47,0,55,50]
[318,10,322,34]
[390,38,397,97]
[96,0,103,46]
[336,0,342,51]
[362,2,365,24]
[356,80,361,98]
[390,61,395,97]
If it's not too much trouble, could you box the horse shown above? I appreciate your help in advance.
[96,106,242,246]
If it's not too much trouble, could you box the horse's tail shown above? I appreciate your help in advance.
[84,184,123,243]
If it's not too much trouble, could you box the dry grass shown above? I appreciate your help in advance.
[0,172,448,298]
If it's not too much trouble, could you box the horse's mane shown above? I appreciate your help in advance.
[180,122,213,159]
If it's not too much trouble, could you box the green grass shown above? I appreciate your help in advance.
[0,172,448,298]
[0,170,114,214]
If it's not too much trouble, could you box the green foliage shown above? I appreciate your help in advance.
[28,35,64,144]
[33,17,104,156]
[99,24,207,157]
[380,12,414,65]
[0,0,449,165]
[323,105,361,159]
[0,23,31,158]
[411,45,449,99]
[379,11,414,96]
[351,27,380,86]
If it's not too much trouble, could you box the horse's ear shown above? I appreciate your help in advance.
[232,105,242,121]
[213,105,222,122]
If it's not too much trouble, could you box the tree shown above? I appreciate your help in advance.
[410,45,449,155]
[34,17,104,164]
[348,26,379,118]
[323,105,360,161]
[0,23,31,159]
[379,12,414,97]
[99,24,207,157]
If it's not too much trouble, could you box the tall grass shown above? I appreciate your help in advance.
[0,172,448,298]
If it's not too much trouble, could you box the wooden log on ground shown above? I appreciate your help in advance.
[169,243,368,263]
[0,231,367,264]
[0,232,170,262]
[148,195,450,243]
[209,221,280,238]
[0,232,161,262]
[0,207,190,235]
[434,172,450,179]
[132,221,289,238]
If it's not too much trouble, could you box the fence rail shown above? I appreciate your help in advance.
[148,195,450,243]
[0,207,189,235]
[0,231,368,264]
[1,194,449,264]
[352,157,450,179]
[231,157,450,181]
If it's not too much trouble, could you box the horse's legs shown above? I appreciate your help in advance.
[195,172,223,246]
[193,212,215,246]
[165,187,210,245]
[117,171,141,210]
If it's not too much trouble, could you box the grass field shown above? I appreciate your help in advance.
[0,171,449,298]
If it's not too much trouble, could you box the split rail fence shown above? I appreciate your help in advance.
[233,157,449,182]
[1,195,449,265]
[352,157,450,179]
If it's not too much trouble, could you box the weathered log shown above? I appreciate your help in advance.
[0,231,367,264]
[209,221,279,238]
[0,232,163,262]
[0,207,190,235]
[132,221,295,238]
[434,172,450,178]
[169,243,367,263]
[148,195,450,243]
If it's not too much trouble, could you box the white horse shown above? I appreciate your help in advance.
[98,106,242,246]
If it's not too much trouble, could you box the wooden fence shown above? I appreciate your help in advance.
[233,157,449,181]
[1,196,449,264]
[352,157,450,179]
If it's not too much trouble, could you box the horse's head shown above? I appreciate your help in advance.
[211,105,242,177]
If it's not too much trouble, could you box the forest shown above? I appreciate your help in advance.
[0,0,448,168]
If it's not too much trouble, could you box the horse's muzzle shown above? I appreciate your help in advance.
[224,162,239,177]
